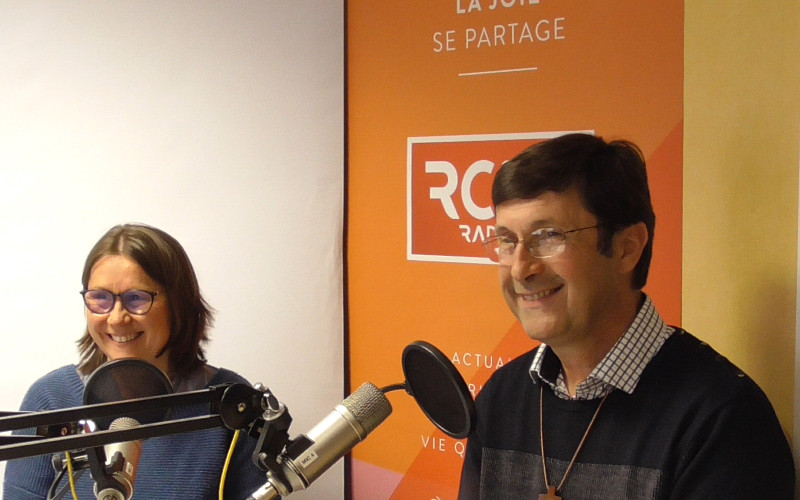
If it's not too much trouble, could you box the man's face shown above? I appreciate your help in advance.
[495,189,628,349]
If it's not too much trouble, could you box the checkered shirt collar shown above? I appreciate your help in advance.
[529,295,674,400]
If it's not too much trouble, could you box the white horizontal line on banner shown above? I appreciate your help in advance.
[458,67,538,77]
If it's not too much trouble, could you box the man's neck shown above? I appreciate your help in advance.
[552,292,644,397]
[557,340,617,398]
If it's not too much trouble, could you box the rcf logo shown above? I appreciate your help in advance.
[407,132,585,264]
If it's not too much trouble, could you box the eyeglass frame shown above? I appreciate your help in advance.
[80,289,160,315]
[481,225,602,264]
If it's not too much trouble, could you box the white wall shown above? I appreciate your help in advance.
[0,2,344,498]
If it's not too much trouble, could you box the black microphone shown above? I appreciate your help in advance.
[94,417,142,500]
[247,382,392,500]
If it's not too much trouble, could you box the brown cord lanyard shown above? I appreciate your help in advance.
[538,385,611,500]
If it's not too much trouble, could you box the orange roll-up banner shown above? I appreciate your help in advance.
[347,2,683,499]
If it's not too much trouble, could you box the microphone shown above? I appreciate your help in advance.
[94,417,142,500]
[247,382,392,500]
[80,359,171,500]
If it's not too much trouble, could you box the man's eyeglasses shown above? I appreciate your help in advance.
[80,289,160,315]
[482,225,600,264]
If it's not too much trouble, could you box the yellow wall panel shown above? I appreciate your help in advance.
[684,1,800,442]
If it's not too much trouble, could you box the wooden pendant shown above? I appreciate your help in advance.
[538,486,562,500]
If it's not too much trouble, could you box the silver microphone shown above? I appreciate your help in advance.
[247,382,392,500]
[94,417,141,500]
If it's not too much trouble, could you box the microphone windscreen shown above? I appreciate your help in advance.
[108,417,140,432]
[341,383,392,434]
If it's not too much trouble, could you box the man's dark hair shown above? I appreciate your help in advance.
[492,133,655,289]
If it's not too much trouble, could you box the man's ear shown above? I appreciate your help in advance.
[615,222,648,274]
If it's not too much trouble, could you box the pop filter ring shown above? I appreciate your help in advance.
[83,358,174,430]
[399,341,476,439]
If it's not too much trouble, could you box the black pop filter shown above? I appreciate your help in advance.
[400,341,476,439]
[83,358,173,430]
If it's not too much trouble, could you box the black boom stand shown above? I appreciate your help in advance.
[0,341,476,500]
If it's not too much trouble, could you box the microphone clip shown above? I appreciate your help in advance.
[51,450,90,474]
[85,445,128,499]
[249,387,295,492]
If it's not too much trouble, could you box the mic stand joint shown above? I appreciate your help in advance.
[250,389,294,494]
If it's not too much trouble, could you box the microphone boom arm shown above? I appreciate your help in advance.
[0,383,264,462]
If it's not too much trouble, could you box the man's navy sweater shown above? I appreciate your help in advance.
[459,330,795,499]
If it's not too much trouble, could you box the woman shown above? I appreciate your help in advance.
[3,223,266,499]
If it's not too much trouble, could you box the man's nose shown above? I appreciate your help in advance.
[509,243,545,282]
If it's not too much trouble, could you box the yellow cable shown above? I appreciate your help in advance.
[219,429,241,500]
[64,451,80,500]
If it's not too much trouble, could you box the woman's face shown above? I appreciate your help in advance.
[85,255,172,377]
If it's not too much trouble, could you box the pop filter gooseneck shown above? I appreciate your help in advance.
[385,341,476,439]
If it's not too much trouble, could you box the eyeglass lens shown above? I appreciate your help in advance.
[82,289,156,314]
[486,228,566,262]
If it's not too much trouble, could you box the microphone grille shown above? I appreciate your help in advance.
[342,382,392,434]
[109,417,140,431]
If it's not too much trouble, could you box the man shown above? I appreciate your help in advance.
[458,133,794,499]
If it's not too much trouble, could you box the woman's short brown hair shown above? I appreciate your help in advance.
[77,223,213,378]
